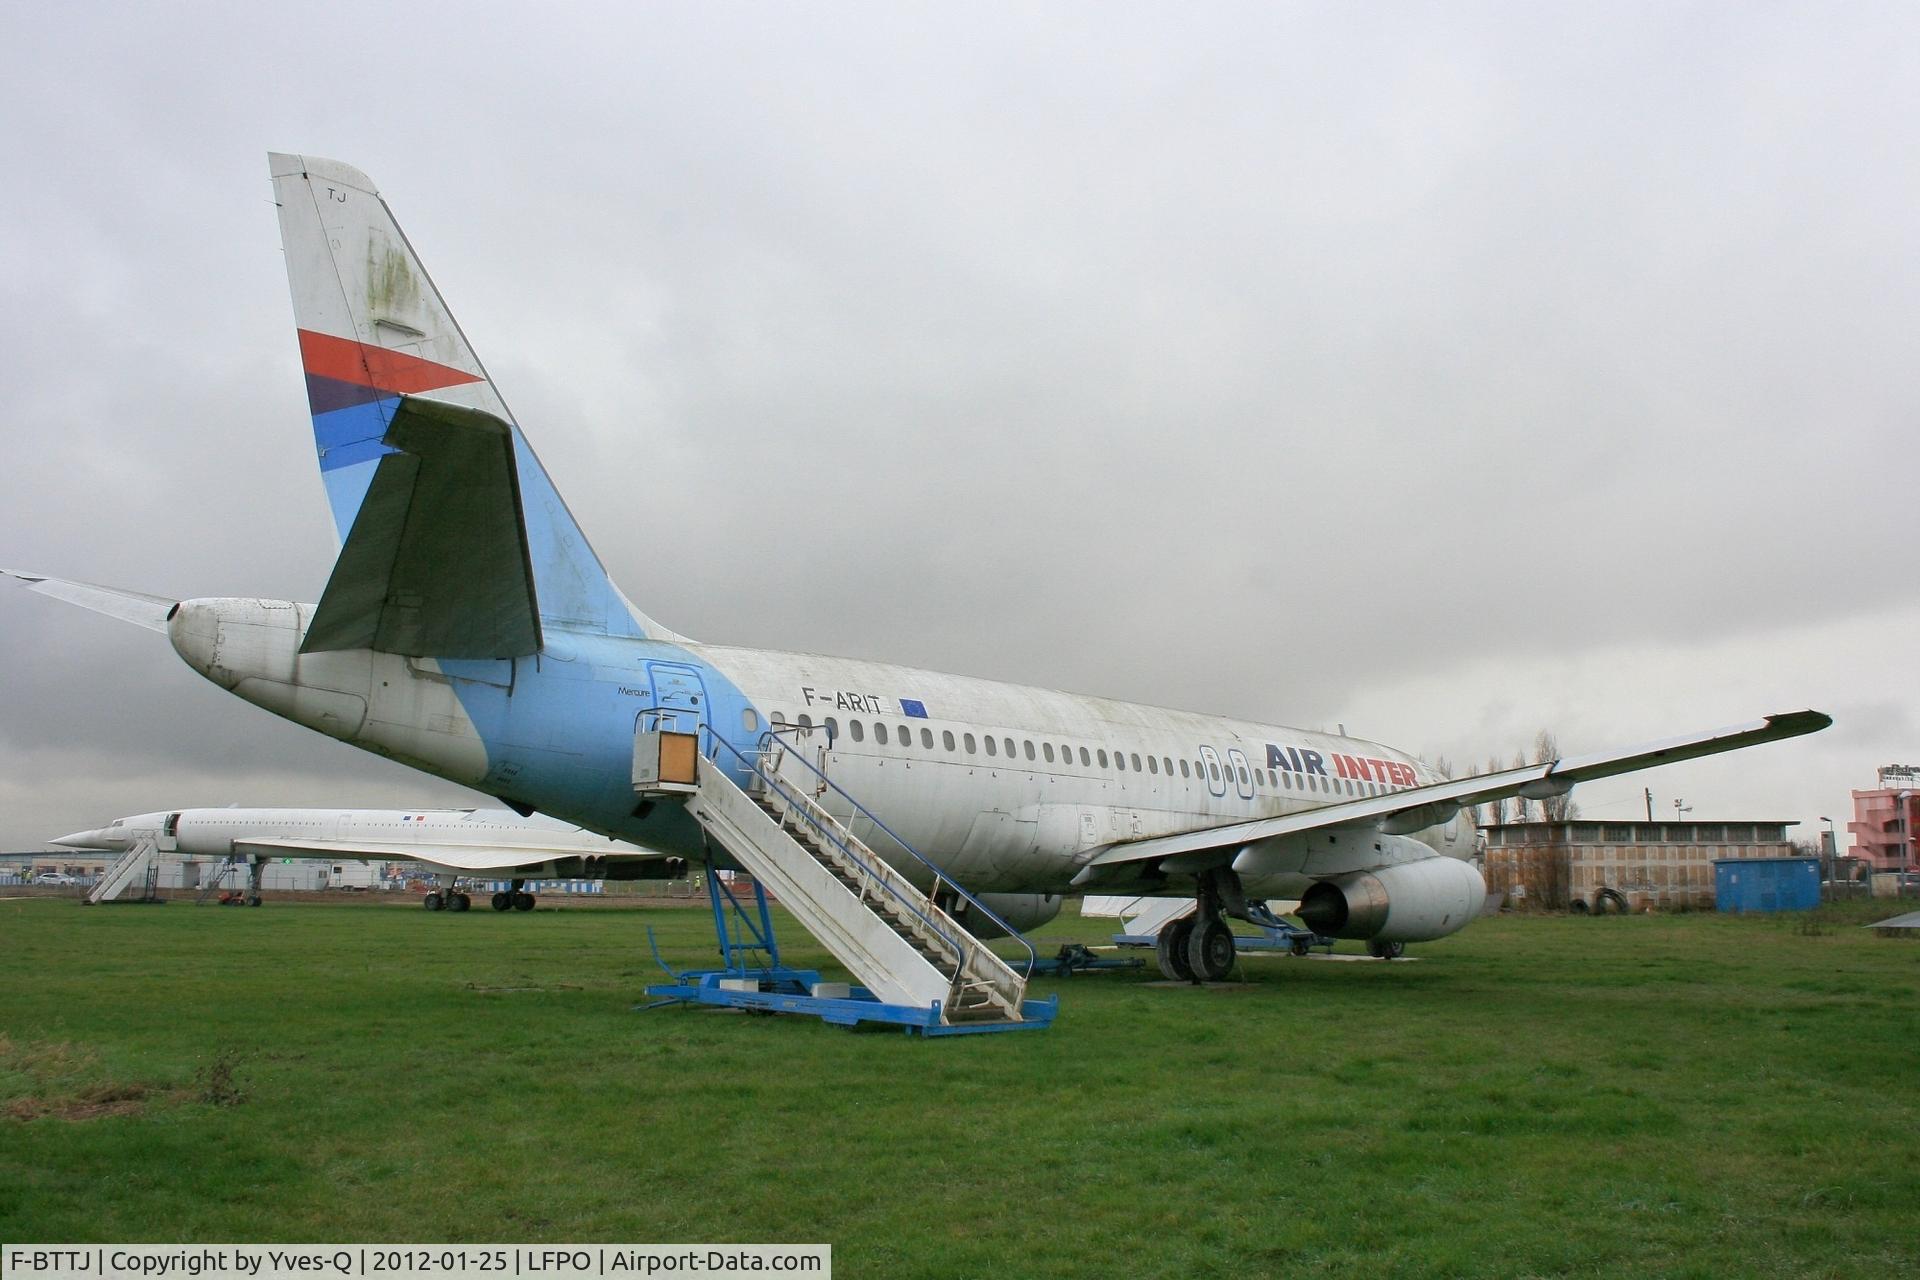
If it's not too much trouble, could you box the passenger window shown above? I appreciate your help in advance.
[1115,752,1126,772]
[964,733,976,753]
[1079,748,1091,766]
[1004,737,1015,758]
[1098,749,1110,768]
[1131,753,1142,772]
[921,728,934,749]
[1207,761,1220,781]
[798,713,813,729]
[1163,757,1173,775]
[825,717,839,740]
[1024,740,1036,761]
[1180,760,1190,778]
[849,720,864,742]
[1148,756,1158,775]
[943,730,956,751]
[899,724,911,744]
[772,712,788,728]
[875,723,889,745]
[1238,766,1249,786]
[742,708,759,732]
[985,736,997,757]
[1043,743,1055,763]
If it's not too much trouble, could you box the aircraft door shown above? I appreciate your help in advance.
[1226,748,1256,800]
[1198,746,1227,799]
[641,662,710,736]
[158,812,181,852]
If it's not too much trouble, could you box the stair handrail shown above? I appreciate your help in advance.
[738,723,1038,983]
[699,728,976,983]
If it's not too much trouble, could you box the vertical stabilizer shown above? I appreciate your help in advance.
[268,153,676,642]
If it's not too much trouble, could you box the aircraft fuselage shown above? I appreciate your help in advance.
[165,597,1470,901]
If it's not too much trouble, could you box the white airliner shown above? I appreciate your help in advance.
[52,807,681,910]
[7,154,1828,986]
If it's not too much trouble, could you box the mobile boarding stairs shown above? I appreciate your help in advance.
[635,726,1057,1036]
[84,834,162,905]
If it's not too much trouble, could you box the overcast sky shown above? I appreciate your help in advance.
[2,3,1915,852]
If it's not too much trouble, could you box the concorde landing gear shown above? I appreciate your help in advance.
[423,874,472,912]
[1156,870,1239,984]
[490,879,536,912]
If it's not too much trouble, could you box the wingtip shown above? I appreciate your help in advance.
[1769,710,1834,736]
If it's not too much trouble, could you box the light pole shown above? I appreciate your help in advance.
[1899,792,1914,892]
[1673,798,1691,823]
[1819,816,1836,890]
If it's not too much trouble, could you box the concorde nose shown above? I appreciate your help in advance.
[50,828,118,850]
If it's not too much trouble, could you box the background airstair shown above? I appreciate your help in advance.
[638,729,1055,1035]
[84,835,161,904]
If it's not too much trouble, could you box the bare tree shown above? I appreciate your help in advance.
[1511,752,1533,822]
[1481,754,1509,826]
[1533,730,1579,822]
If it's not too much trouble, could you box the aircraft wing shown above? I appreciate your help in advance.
[301,395,542,660]
[1077,710,1830,879]
[232,836,672,874]
[4,570,175,632]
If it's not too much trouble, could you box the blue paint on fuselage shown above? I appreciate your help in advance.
[436,630,762,855]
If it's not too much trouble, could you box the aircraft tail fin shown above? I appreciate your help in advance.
[267,154,677,644]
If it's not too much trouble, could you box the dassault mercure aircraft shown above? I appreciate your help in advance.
[53,807,682,910]
[9,154,1828,986]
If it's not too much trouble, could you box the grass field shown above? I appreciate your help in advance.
[2,895,1916,1278]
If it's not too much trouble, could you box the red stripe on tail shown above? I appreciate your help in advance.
[297,329,483,395]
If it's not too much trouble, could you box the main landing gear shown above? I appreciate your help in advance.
[423,874,472,912]
[490,879,536,912]
[1155,870,1240,984]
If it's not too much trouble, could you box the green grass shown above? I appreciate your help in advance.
[2,896,1916,1278]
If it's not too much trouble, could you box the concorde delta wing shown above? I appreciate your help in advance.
[1075,710,1832,882]
[229,837,671,874]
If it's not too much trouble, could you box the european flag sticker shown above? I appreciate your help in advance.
[900,698,929,718]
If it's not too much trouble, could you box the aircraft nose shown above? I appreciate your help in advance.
[50,828,115,850]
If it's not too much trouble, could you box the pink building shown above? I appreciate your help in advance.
[1847,765,1920,873]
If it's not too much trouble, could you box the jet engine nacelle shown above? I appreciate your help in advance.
[949,892,1064,939]
[1297,856,1486,943]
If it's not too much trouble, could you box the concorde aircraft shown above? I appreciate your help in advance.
[7,154,1829,986]
[52,807,683,910]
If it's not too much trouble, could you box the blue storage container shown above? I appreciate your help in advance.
[1714,857,1820,913]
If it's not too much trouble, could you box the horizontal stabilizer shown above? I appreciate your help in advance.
[4,570,175,632]
[301,396,541,659]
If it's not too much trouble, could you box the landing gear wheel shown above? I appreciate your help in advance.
[247,896,262,908]
[1187,917,1236,983]
[1367,938,1405,960]
[490,892,511,912]
[1289,935,1312,957]
[1156,917,1195,982]
[423,892,444,911]
[512,891,535,912]
[450,892,471,912]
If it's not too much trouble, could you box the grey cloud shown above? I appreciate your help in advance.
[2,3,1914,847]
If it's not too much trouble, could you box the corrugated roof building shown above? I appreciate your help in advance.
[1482,819,1797,912]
